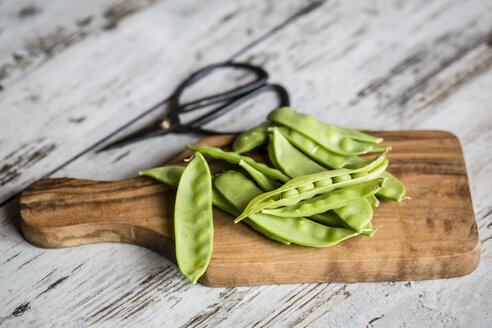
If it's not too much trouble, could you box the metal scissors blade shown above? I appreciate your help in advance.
[98,123,171,152]
[98,61,289,152]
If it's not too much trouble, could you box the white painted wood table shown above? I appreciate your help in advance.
[1,0,491,326]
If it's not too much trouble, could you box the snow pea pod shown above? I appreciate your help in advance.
[140,166,185,186]
[140,165,289,244]
[239,159,281,191]
[268,107,389,155]
[236,156,388,222]
[268,127,325,178]
[174,152,213,283]
[267,132,377,233]
[275,126,361,169]
[337,126,383,144]
[232,125,268,153]
[211,187,240,216]
[377,171,406,201]
[262,179,383,218]
[367,194,379,207]
[187,145,289,183]
[275,126,405,201]
[311,200,374,235]
[214,171,359,247]
[333,197,375,233]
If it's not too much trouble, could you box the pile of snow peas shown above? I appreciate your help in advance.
[140,107,406,283]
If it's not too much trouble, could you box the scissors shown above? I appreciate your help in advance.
[99,61,290,151]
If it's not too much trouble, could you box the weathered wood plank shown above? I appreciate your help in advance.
[0,0,159,89]
[1,0,491,327]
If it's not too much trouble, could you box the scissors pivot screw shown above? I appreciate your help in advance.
[158,118,171,129]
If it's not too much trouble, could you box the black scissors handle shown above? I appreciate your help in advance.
[172,62,269,113]
[100,61,290,151]
[187,83,290,135]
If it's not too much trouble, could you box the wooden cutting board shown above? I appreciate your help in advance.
[19,130,480,287]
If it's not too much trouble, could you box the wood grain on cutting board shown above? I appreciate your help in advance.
[19,131,480,287]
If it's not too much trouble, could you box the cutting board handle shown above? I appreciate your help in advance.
[19,177,177,263]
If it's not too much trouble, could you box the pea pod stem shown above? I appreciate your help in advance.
[232,125,269,153]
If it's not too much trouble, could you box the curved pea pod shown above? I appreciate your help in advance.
[174,152,213,283]
[310,211,351,229]
[333,197,374,233]
[214,171,359,247]
[232,125,268,153]
[140,166,185,186]
[187,145,289,183]
[378,171,406,202]
[274,126,405,201]
[268,127,325,178]
[367,194,380,207]
[337,126,383,144]
[244,218,292,245]
[239,159,281,191]
[310,196,375,230]
[267,107,390,155]
[267,139,281,170]
[212,187,240,216]
[236,156,388,222]
[262,179,384,218]
[275,126,362,169]
[264,132,377,234]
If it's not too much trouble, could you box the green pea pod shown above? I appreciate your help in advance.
[187,145,289,183]
[262,179,383,218]
[268,127,325,178]
[174,152,213,283]
[275,126,405,202]
[268,107,389,155]
[243,218,291,245]
[311,198,374,233]
[275,126,362,168]
[214,171,359,247]
[337,126,383,144]
[378,171,406,202]
[232,125,268,153]
[212,187,240,216]
[236,156,388,222]
[333,198,374,233]
[267,129,377,234]
[239,159,282,191]
[311,210,374,236]
[367,194,380,207]
[140,166,185,186]
[267,139,282,169]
